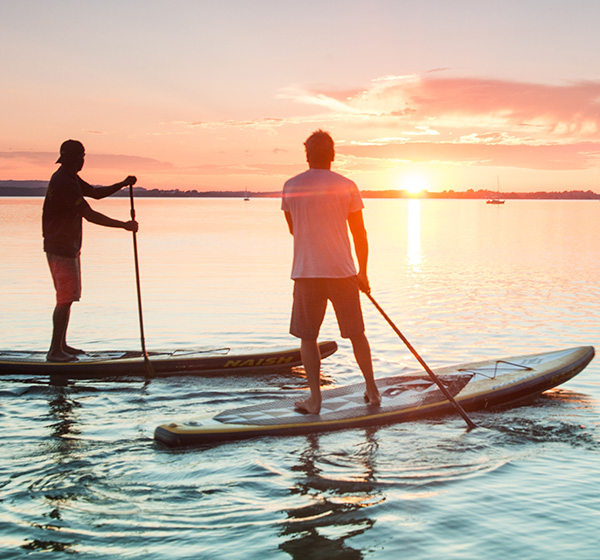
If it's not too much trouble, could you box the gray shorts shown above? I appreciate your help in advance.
[47,253,81,305]
[290,277,365,340]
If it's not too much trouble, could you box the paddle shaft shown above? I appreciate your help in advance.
[128,185,154,377]
[365,291,476,430]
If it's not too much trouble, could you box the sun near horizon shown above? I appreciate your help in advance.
[401,173,429,196]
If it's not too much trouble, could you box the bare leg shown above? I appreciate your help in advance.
[350,332,381,406]
[57,304,84,355]
[47,303,77,362]
[295,339,322,414]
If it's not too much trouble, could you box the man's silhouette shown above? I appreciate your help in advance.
[42,139,138,362]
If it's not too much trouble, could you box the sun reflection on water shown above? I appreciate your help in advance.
[406,199,422,272]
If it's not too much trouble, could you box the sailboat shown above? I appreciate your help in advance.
[486,176,505,204]
[243,188,250,201]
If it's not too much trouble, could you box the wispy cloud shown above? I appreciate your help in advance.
[0,151,174,175]
[279,74,600,171]
[88,154,174,170]
[176,160,299,177]
[339,141,600,170]
[285,75,600,135]
[171,117,287,131]
[0,151,56,165]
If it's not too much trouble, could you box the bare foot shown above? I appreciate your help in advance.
[294,398,321,415]
[364,390,382,406]
[47,351,78,363]
[64,345,85,355]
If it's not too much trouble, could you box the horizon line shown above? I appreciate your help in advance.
[1,181,599,200]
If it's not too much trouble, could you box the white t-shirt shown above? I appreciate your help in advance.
[281,168,364,279]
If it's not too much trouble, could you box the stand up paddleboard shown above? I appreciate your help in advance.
[0,341,337,379]
[154,346,594,447]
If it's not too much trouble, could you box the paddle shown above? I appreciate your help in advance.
[364,291,477,431]
[128,184,154,378]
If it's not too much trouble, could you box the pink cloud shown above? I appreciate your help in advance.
[403,78,600,135]
[182,117,286,130]
[303,75,600,137]
[87,154,173,170]
[0,151,55,165]
[0,151,172,170]
[185,162,299,176]
[285,74,600,171]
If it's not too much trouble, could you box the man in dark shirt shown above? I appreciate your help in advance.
[42,139,138,362]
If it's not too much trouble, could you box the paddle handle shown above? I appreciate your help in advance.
[365,291,476,430]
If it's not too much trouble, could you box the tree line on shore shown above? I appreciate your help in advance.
[1,180,599,199]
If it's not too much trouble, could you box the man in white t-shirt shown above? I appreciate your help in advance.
[281,130,381,414]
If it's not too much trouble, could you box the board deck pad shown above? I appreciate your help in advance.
[0,348,228,362]
[214,375,472,426]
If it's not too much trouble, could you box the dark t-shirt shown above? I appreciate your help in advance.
[42,167,93,258]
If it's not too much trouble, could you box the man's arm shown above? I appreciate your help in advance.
[284,211,294,235]
[347,210,370,293]
[81,205,138,232]
[84,176,137,200]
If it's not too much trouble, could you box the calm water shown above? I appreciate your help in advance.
[1,197,599,559]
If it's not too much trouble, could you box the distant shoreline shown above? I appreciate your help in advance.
[1,180,599,200]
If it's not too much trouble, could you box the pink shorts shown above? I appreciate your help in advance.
[290,277,365,340]
[47,253,81,304]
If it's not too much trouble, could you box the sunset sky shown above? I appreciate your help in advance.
[2,0,600,193]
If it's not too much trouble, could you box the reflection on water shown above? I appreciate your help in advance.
[280,431,382,559]
[46,384,81,441]
[9,385,83,552]
[21,384,82,554]
[406,199,422,272]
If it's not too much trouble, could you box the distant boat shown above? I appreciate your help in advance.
[243,189,250,201]
[487,176,505,204]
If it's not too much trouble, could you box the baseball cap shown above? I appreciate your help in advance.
[56,139,85,164]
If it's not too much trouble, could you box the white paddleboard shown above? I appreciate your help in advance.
[154,346,594,447]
